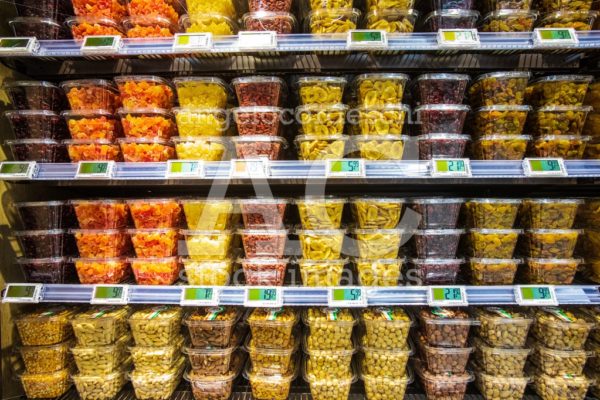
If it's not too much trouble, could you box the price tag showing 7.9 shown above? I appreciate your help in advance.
[180,286,220,306]
[91,285,129,305]
[244,287,283,308]
[427,286,468,307]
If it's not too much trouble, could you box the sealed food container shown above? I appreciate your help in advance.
[186,0,236,18]
[429,0,473,8]
[127,198,181,229]
[526,105,591,136]
[298,104,348,136]
[472,105,530,137]
[181,229,233,260]
[246,335,297,375]
[126,0,180,23]
[64,139,122,162]
[14,0,72,19]
[365,0,414,10]
[351,197,404,229]
[16,306,75,346]
[4,80,66,111]
[231,135,286,160]
[129,356,185,400]
[416,134,470,159]
[520,198,581,229]
[530,134,590,159]
[63,110,121,141]
[467,258,520,285]
[6,138,68,162]
[304,365,356,400]
[232,76,286,107]
[72,368,128,400]
[118,138,175,162]
[20,340,72,374]
[181,199,233,230]
[9,17,69,39]
[61,79,120,112]
[527,75,593,107]
[480,9,537,31]
[361,371,412,400]
[247,308,298,349]
[414,73,469,105]
[295,197,344,229]
[585,139,600,158]
[353,73,409,107]
[15,201,73,230]
[414,360,473,400]
[475,372,530,400]
[118,108,175,140]
[583,230,600,258]
[473,337,530,376]
[414,104,470,135]
[66,16,124,39]
[296,76,346,105]
[465,198,521,229]
[467,228,521,258]
[15,229,71,258]
[248,0,292,12]
[296,135,348,160]
[71,334,129,374]
[6,110,67,140]
[17,257,77,284]
[298,258,346,286]
[418,307,475,347]
[19,367,72,399]
[71,229,129,258]
[114,76,175,109]
[182,258,232,285]
[129,228,178,257]
[474,307,532,348]
[305,343,356,379]
[409,258,463,285]
[586,337,600,368]
[184,342,237,376]
[539,0,593,12]
[239,198,287,229]
[354,104,408,136]
[71,0,126,19]
[129,257,180,285]
[298,228,346,260]
[71,199,127,230]
[185,351,244,400]
[71,306,130,346]
[361,342,412,377]
[354,228,405,259]
[304,307,356,350]
[472,134,531,160]
[173,77,228,109]
[183,307,241,348]
[531,342,590,376]
[361,307,412,349]
[173,136,228,161]
[417,334,472,374]
[123,15,178,37]
[241,257,288,286]
[412,229,463,258]
[578,198,600,228]
[242,11,297,33]
[408,198,463,229]
[233,106,283,136]
[523,257,581,284]
[180,14,238,35]
[536,10,598,30]
[173,108,229,137]
[129,306,182,346]
[422,9,480,31]
[468,71,530,107]
[245,358,297,400]
[130,335,183,372]
[306,8,360,33]
[522,229,580,258]
[364,9,418,33]
[532,307,595,350]
[353,135,406,160]
[533,370,592,400]
[308,0,353,9]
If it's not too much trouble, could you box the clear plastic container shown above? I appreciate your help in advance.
[183,307,241,348]
[117,108,175,140]
[304,364,356,400]
[62,110,121,141]
[472,135,531,160]
[530,134,590,159]
[128,306,182,347]
[232,76,286,107]
[467,228,521,258]
[64,139,122,162]
[295,197,345,229]
[536,10,598,31]
[5,110,68,140]
[184,344,236,375]
[412,229,464,258]
[523,257,582,285]
[14,0,72,19]
[298,228,346,260]
[6,138,68,162]
[130,335,184,372]
[180,13,239,35]
[522,229,580,258]
[182,258,232,285]
[15,229,71,258]
[71,229,130,258]
[467,258,520,285]
[361,370,412,400]
[353,73,409,107]
[414,104,470,135]
[304,342,356,379]
[468,71,530,107]
[475,372,530,400]
[173,77,229,109]
[418,307,476,347]
[416,134,470,159]
[181,229,233,260]
[539,0,593,12]
[484,0,532,11]
[582,230,600,259]
[172,136,229,161]
[244,357,297,400]
[414,73,470,105]
[422,9,480,31]
[578,198,600,229]
[172,108,229,137]
[70,199,128,230]
[4,80,66,111]
[351,197,404,229]
[304,307,356,350]
[231,135,287,160]
[353,135,407,161]
[353,228,405,259]
[533,369,592,400]
[240,257,288,286]
[72,367,129,400]
[409,258,463,285]
[125,0,181,24]
[185,0,237,19]
[71,306,130,346]
[297,104,348,136]
[472,105,531,137]
[473,336,530,377]
[527,105,591,137]
[365,0,414,10]
[9,17,68,39]
[305,8,361,33]
[361,341,412,378]
[474,307,532,348]
[71,0,126,19]
[129,256,180,285]
[408,198,464,229]
[118,138,175,162]
[185,351,244,400]
[71,333,130,374]
[414,360,473,399]
[361,307,412,349]
[527,75,594,107]
[242,11,297,33]
[520,198,582,229]
[480,9,537,32]
[532,307,595,350]
[465,198,521,229]
[295,135,348,161]
[417,334,472,374]
[248,0,292,11]
[296,76,346,105]
[66,16,124,39]
[353,104,408,136]
[16,306,75,346]
[247,308,298,349]
[364,9,418,33]
[129,356,185,400]
[239,198,288,229]
[19,367,72,399]
[61,79,120,112]
[233,106,283,136]
[15,200,73,230]
[429,0,473,9]
[20,340,72,374]
[180,199,234,230]
[245,335,297,375]
[298,258,347,286]
[17,257,77,284]
[127,198,181,229]
[531,342,591,376]
[114,75,175,109]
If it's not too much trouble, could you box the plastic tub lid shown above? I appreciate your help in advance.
[423,9,480,22]
[237,228,288,234]
[126,227,177,234]
[523,198,584,204]
[297,257,348,264]
[70,198,125,204]
[534,134,591,141]
[297,103,349,113]
[60,79,117,91]
[245,333,298,353]
[237,197,289,204]
[473,306,533,322]
[63,139,115,145]
[475,105,532,112]
[117,107,174,118]
[117,137,172,145]
[530,74,594,84]
[472,71,531,82]
[71,257,128,262]
[353,228,408,234]
[239,257,290,264]
[365,8,419,19]
[15,200,66,207]
[178,198,233,204]
[296,76,347,86]
[303,307,357,325]
[466,198,522,204]
[525,228,582,234]
[410,198,464,204]
[232,106,284,114]
[5,110,61,118]
[537,10,598,24]
[417,73,470,81]
[481,9,538,20]
[64,16,123,29]
[171,107,227,115]
[180,229,233,234]
[526,257,583,265]
[534,105,593,112]
[472,336,532,354]
[179,13,238,30]
[295,135,349,144]
[242,11,298,30]
[5,138,61,145]
[307,7,362,20]
[412,228,465,235]
[232,75,286,86]
[171,136,229,145]
[296,227,348,234]
[9,17,61,27]
[351,197,405,203]
[16,256,69,264]
[184,366,238,384]
[410,257,465,264]
[469,228,523,234]
[61,110,115,118]
[14,228,66,235]
[69,228,124,234]
[419,307,477,323]
[415,134,471,141]
[4,80,60,89]
[244,357,298,382]
[173,76,228,87]
[294,196,346,204]
[415,104,471,112]
[122,15,178,31]
[414,359,474,383]
[127,256,179,263]
[114,75,174,87]
[231,135,288,148]
[476,134,532,141]
[417,333,473,353]
[355,103,410,113]
[469,257,523,264]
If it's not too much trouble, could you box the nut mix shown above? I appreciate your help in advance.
[304,307,356,350]
[296,197,345,229]
[71,334,129,374]
[185,353,243,400]
[128,306,182,347]
[414,73,470,105]
[473,307,532,348]
[526,105,591,136]
[415,361,473,400]
[361,307,412,349]
[304,370,355,400]
[245,360,296,400]
[472,105,531,137]
[419,307,474,348]
[298,258,346,286]
[467,258,520,285]
[305,341,355,379]
[475,372,530,400]
[408,198,463,229]
[354,228,404,259]
[409,258,463,285]
[72,369,128,400]
[19,368,73,399]
[361,344,411,378]
[412,229,463,258]
[242,11,296,34]
[530,343,590,376]
[247,307,298,349]
[354,104,408,136]
[520,198,581,229]
[416,134,470,159]
[351,197,404,229]
[537,10,598,30]
[130,335,184,372]
[530,134,590,159]
[184,307,241,348]
[354,73,409,107]
[296,135,348,160]
[248,0,292,12]
[353,136,406,160]
[472,135,531,160]
[414,104,470,135]
[356,258,402,286]
[71,306,130,346]
[523,258,581,284]
[533,371,592,400]
[20,341,72,374]
[16,306,75,346]
[362,373,411,400]
[245,335,297,374]
[522,229,580,258]
[241,257,288,286]
[468,71,530,107]
[473,337,530,377]
[296,76,346,105]
[532,307,595,350]
[480,10,537,32]
[129,356,185,400]
[298,229,345,260]
[467,229,521,258]
[417,334,472,374]
[184,344,237,376]
[306,8,360,33]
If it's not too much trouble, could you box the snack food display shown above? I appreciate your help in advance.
[17,257,77,284]
[129,356,185,400]
[181,199,234,230]
[129,257,180,285]
[130,335,184,372]
[474,307,532,348]
[5,110,68,140]
[414,104,470,135]
[414,73,470,105]
[353,228,404,259]
[305,344,355,379]
[422,9,480,30]
[468,72,530,107]
[530,134,590,159]
[467,228,521,258]
[65,139,122,162]
[71,0,126,19]
[71,306,130,346]
[306,8,360,33]
[361,307,412,349]
[127,198,181,229]
[408,198,463,229]
[118,138,175,162]
[173,108,229,137]
[361,372,411,400]
[531,342,590,376]
[480,9,537,31]
[417,334,472,374]
[353,135,406,160]
[418,307,475,348]
[354,104,408,136]
[9,17,69,39]
[298,258,346,286]
[533,370,592,400]
[66,16,124,39]
[242,11,297,33]
[128,306,182,347]
[304,307,356,350]
[409,258,463,285]
[245,359,296,400]
[118,108,175,140]
[63,110,121,141]
[351,197,404,229]
[467,258,520,285]
[181,229,233,260]
[296,197,344,229]
[296,76,346,105]
[415,361,473,400]
[173,137,229,161]
[298,228,345,260]
[114,76,175,109]
[472,105,530,137]
[361,343,411,378]
[180,14,238,36]
[233,106,283,136]
[183,307,241,348]
[245,335,297,374]
[173,77,229,109]
[532,307,595,350]
[185,351,244,400]
[364,9,417,32]
[231,136,286,160]
[296,135,348,160]
[19,367,73,399]
[71,229,130,258]
[475,372,530,400]
[523,257,581,284]
[232,76,285,107]
[416,134,470,159]
[241,257,288,286]
[522,229,580,258]
[537,10,598,30]
[6,139,69,162]
[412,229,463,258]
[473,337,530,377]
[527,105,591,136]
[465,198,521,229]
[71,334,129,374]
[182,258,233,285]
[472,135,531,160]
[16,306,75,346]
[247,308,298,349]
[354,73,409,107]
[239,198,287,229]
[61,79,121,112]
[520,198,581,229]
[20,340,72,374]
[15,229,71,258]
[527,75,593,107]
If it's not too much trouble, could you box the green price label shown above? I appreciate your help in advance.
[0,163,29,174]
[433,288,463,301]
[6,285,36,298]
[351,31,382,42]
[84,36,116,47]
[435,160,466,173]
[521,287,551,300]
[94,286,124,299]
[331,160,360,173]
[333,288,362,301]
[530,159,561,172]
[177,35,191,45]
[248,288,277,301]
[170,161,198,174]
[184,288,213,301]
[80,162,109,174]
[540,29,572,40]
[443,31,474,42]
[0,38,30,48]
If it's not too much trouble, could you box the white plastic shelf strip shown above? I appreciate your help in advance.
[14,284,600,305]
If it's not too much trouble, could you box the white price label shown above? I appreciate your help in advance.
[238,31,277,50]
[173,33,212,51]
[80,35,122,53]
[328,287,367,307]
[431,159,471,177]
[514,285,558,306]
[0,161,37,179]
[180,286,221,306]
[0,37,39,54]
[166,160,205,179]
[523,158,567,177]
[427,286,468,307]
[244,287,283,308]
[534,28,578,47]
[2,284,42,303]
[325,159,365,178]
[437,29,480,47]
[91,285,129,305]
[230,159,268,178]
[75,161,115,179]
[346,30,387,50]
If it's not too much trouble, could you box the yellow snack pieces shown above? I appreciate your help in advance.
[309,10,358,33]
[356,259,402,286]
[355,230,402,258]
[175,109,228,137]
[357,108,406,136]
[186,0,236,19]
[299,259,346,286]
[297,136,346,160]
[366,0,413,10]
[358,78,406,106]
[174,139,227,161]
[299,84,344,105]
[297,199,344,229]
[186,18,235,35]
[355,137,405,160]
[299,106,347,136]
[366,14,415,32]
[310,0,352,8]
[182,200,234,230]
[184,231,232,260]
[352,198,403,229]
[176,82,228,108]
[183,259,233,285]
[298,230,345,260]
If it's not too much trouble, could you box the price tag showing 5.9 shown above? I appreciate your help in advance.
[346,30,387,50]
[244,287,283,308]
[180,286,220,306]
[437,29,480,47]
[328,287,367,307]
[0,161,38,179]
[523,158,567,177]
[514,285,558,306]
[431,159,471,177]
[2,284,43,303]
[427,286,468,307]
[91,285,129,305]
[326,159,365,178]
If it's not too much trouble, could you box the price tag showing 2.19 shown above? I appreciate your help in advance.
[244,287,283,308]
[326,159,365,178]
[328,287,367,307]
[514,285,558,306]
[346,30,387,50]
[534,28,578,47]
[0,161,38,179]
[523,158,567,177]
[180,286,220,306]
[437,29,480,47]
[91,285,129,305]
[166,160,205,179]
[2,284,43,303]
[75,161,115,179]
[431,159,471,177]
[427,286,468,307]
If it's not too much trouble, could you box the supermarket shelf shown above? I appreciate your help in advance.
[11,284,600,305]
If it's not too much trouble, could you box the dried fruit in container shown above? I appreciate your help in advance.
[421,10,480,31]
[65,139,122,162]
[173,136,229,161]
[298,104,348,136]
[414,104,470,135]
[472,105,531,137]
[173,77,229,108]
[295,197,345,229]
[239,198,288,229]
[129,228,178,257]
[114,76,175,109]
[127,198,181,229]
[297,229,346,260]
[9,17,70,40]
[479,10,537,32]
[61,79,121,112]
[118,138,175,162]
[118,108,176,140]
[529,135,590,159]
[182,258,233,285]
[71,229,131,258]
[233,106,283,136]
[242,11,297,34]
[364,9,417,33]
[248,0,292,12]
[414,73,470,105]
[173,108,229,137]
[306,8,361,33]
[180,199,234,230]
[365,0,413,10]
[180,14,238,35]
[526,74,593,107]
[62,110,121,141]
[536,10,598,30]
[355,258,402,286]
[241,257,288,285]
[17,257,77,284]
[416,134,470,160]
[471,135,530,160]
[6,139,69,163]
[65,16,124,39]
[129,257,180,285]
[526,105,592,136]
[296,135,348,160]
[5,110,68,140]
[181,229,233,260]
[4,80,66,112]
[296,76,346,105]
[354,73,408,107]
[299,258,346,286]
[468,71,531,107]
[71,199,128,229]
[233,76,286,107]
[74,257,131,284]
[123,15,177,37]
[72,0,126,19]
[186,0,237,19]
[353,135,406,160]
[126,0,180,24]
[354,104,408,136]
[231,136,287,160]
[408,198,464,229]
[239,229,288,258]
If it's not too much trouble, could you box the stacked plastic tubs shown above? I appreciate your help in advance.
[14,200,78,283]
[580,198,600,282]
[9,0,71,39]
[421,0,480,31]
[4,81,69,163]
[362,0,418,33]
[245,307,299,400]
[583,79,600,159]
[128,306,185,400]
[479,0,537,32]
[15,306,76,399]
[534,0,598,32]
[180,0,239,35]
[71,306,133,400]
[242,0,297,33]
[303,0,361,34]
[471,307,532,399]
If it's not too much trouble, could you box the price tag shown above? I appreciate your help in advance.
[523,158,567,177]
[0,161,37,179]
[237,31,277,50]
[0,37,39,54]
[534,28,578,47]
[75,161,115,179]
[430,158,471,177]
[325,159,365,178]
[180,286,220,306]
[244,287,283,308]
[346,30,387,50]
[91,285,129,305]
[515,285,558,306]
[427,286,468,307]
[2,284,42,303]
[328,287,367,307]
[166,160,205,179]
[230,159,268,178]
[437,29,480,47]
[172,33,213,51]
[80,35,122,54]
